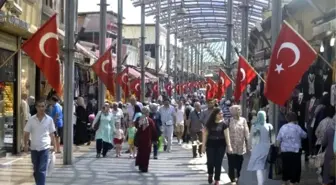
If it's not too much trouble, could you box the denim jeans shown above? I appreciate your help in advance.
[206,146,225,181]
[153,142,158,157]
[31,149,49,185]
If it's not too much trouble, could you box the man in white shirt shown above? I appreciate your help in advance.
[127,96,143,122]
[111,102,124,128]
[24,99,56,185]
[159,98,176,152]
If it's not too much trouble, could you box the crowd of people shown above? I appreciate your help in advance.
[22,92,336,185]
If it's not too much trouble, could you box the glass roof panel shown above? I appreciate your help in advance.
[133,0,270,63]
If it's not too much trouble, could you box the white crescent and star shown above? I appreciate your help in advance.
[274,42,300,74]
[135,83,140,91]
[121,73,128,84]
[39,32,58,58]
[101,60,109,74]
[154,84,158,91]
[240,68,246,82]
[206,83,212,90]
[220,77,225,84]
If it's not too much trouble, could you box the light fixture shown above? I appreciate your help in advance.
[330,34,335,47]
[176,0,187,16]
[320,42,324,52]
[256,22,263,32]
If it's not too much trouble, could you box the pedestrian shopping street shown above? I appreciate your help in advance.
[0,141,318,185]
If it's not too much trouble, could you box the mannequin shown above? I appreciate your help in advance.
[308,73,315,97]
[331,83,336,107]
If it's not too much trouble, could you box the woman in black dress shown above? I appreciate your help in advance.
[74,97,89,145]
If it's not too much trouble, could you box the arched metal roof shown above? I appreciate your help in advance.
[132,0,270,64]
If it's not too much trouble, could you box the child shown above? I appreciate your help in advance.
[113,123,124,157]
[126,122,137,158]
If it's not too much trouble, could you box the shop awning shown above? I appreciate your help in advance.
[145,71,158,81]
[127,67,150,82]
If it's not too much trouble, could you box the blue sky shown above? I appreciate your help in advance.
[78,0,155,24]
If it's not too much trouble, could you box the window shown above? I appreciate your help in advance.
[60,0,64,24]
[44,0,54,9]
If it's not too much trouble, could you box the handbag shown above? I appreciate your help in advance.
[47,151,56,177]
[268,156,282,180]
[314,146,325,168]
[93,113,102,131]
[267,126,278,163]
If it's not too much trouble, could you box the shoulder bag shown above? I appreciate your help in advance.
[93,112,102,131]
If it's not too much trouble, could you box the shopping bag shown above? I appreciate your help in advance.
[158,136,164,152]
[268,155,282,180]
[47,151,56,177]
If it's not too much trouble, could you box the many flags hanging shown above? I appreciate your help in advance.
[234,56,257,101]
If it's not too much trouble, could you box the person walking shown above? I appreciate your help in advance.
[159,98,176,152]
[227,105,250,184]
[276,112,307,185]
[92,103,115,158]
[187,102,204,158]
[149,103,162,159]
[49,96,63,153]
[74,97,89,146]
[24,99,56,185]
[202,107,232,185]
[175,100,185,144]
[247,110,273,185]
[135,107,158,172]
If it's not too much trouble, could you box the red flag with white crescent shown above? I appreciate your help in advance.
[153,81,159,99]
[116,67,129,98]
[130,78,141,100]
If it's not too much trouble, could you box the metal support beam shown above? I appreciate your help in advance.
[174,33,178,98]
[98,0,108,107]
[240,0,249,118]
[200,43,203,75]
[191,46,194,75]
[186,45,189,81]
[116,0,123,101]
[140,0,146,102]
[166,0,172,79]
[225,0,233,99]
[271,0,282,133]
[63,0,76,165]
[155,0,161,75]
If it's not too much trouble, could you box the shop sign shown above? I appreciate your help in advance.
[0,11,29,30]
[313,19,336,37]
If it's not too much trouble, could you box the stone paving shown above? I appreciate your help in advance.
[0,142,320,185]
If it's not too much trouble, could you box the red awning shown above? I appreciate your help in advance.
[127,67,150,82]
[145,71,158,82]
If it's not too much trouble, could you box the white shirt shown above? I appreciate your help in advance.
[112,108,124,123]
[24,114,56,151]
[127,102,143,120]
[175,106,185,124]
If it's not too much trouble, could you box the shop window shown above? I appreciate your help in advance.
[44,0,54,9]
[21,55,36,99]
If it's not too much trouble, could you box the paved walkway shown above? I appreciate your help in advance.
[0,142,320,185]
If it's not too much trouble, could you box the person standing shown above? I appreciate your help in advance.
[247,110,273,185]
[187,102,204,158]
[175,100,185,145]
[135,107,158,172]
[74,97,89,146]
[149,103,162,159]
[202,107,232,185]
[183,102,193,143]
[227,105,250,184]
[20,93,30,150]
[49,96,63,153]
[159,98,176,152]
[92,103,115,158]
[24,99,56,185]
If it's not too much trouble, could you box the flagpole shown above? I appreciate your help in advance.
[0,49,19,69]
[271,0,282,134]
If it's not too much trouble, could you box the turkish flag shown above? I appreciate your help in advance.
[130,78,140,100]
[217,69,232,100]
[234,56,257,101]
[175,84,180,95]
[116,67,129,98]
[165,83,173,97]
[264,21,317,105]
[21,14,62,96]
[206,78,217,100]
[153,81,159,99]
[91,46,115,94]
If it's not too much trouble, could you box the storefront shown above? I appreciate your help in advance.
[0,10,30,156]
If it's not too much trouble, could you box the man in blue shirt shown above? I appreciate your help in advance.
[50,96,63,153]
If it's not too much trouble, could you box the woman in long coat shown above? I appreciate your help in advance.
[92,103,115,158]
[74,97,89,145]
[135,107,157,172]
[247,110,273,185]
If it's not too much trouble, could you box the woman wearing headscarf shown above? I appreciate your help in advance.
[149,103,162,159]
[227,105,250,184]
[321,110,335,185]
[247,110,273,185]
[202,107,231,185]
[133,104,143,128]
[74,97,89,145]
[92,103,115,158]
[135,107,158,172]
